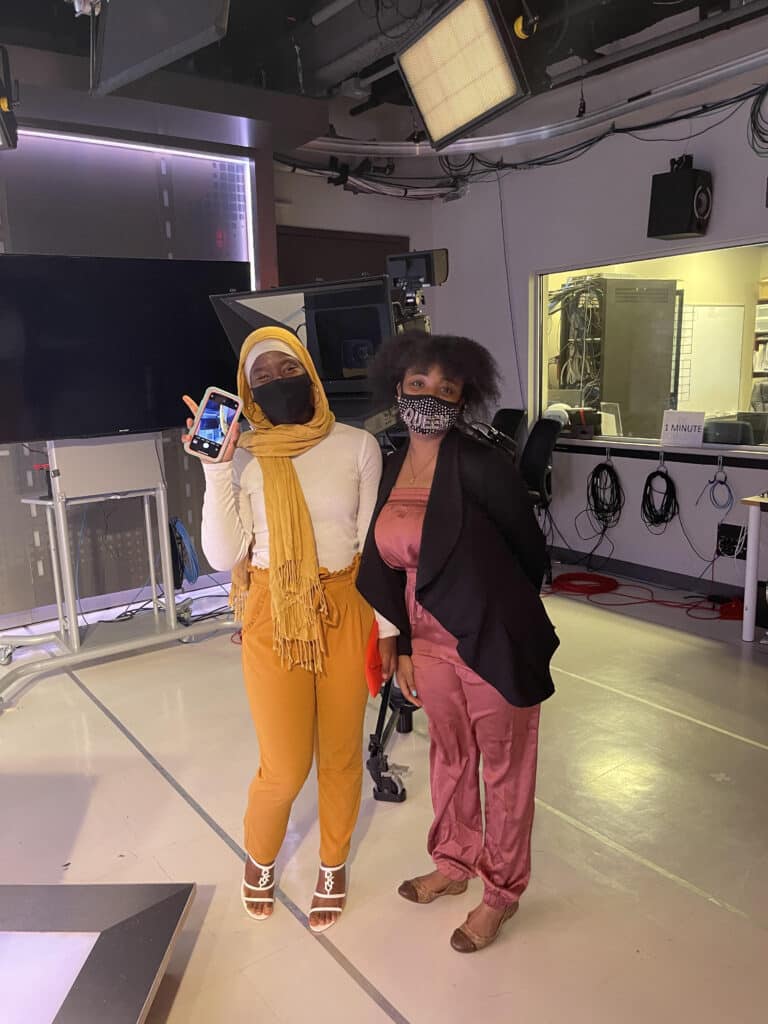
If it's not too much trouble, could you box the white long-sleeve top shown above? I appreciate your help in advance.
[201,422,398,639]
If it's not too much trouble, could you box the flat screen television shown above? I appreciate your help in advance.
[0,254,250,444]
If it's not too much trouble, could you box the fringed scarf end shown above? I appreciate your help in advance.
[229,585,248,625]
[271,562,330,674]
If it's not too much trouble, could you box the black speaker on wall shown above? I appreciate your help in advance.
[647,155,713,240]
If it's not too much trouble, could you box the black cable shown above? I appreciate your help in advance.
[544,502,615,573]
[281,80,768,201]
[748,84,768,157]
[639,465,716,566]
[624,97,747,144]
[641,468,679,532]
[571,460,623,570]
[496,172,525,407]
[679,512,716,566]
[587,461,624,530]
[572,512,616,571]
[183,606,231,625]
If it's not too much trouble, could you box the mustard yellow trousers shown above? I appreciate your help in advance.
[240,561,373,867]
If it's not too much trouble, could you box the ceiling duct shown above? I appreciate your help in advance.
[268,1,436,98]
[2,0,768,131]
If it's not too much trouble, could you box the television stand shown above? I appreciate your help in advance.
[0,434,231,708]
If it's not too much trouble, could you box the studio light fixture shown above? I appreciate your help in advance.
[93,0,231,95]
[0,46,18,150]
[396,0,529,151]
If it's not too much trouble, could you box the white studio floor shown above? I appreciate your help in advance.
[1,584,768,1024]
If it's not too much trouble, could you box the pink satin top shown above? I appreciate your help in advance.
[374,488,460,660]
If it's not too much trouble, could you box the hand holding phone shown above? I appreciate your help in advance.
[182,388,242,463]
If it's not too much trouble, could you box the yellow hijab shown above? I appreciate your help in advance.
[230,326,335,673]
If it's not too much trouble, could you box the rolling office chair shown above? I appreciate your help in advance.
[517,418,562,585]
[492,408,527,449]
[465,408,525,456]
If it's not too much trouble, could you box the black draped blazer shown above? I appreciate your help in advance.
[356,429,558,707]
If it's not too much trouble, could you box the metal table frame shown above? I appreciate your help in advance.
[740,493,767,643]
[15,486,177,656]
[0,502,65,664]
[0,434,230,708]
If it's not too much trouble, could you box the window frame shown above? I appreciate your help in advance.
[533,237,768,458]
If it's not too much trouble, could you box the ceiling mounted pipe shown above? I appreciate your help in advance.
[311,0,358,27]
[549,0,768,90]
[301,43,768,158]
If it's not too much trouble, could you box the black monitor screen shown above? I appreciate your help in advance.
[304,278,394,389]
[0,254,250,444]
[313,307,382,381]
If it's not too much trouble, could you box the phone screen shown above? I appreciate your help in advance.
[189,391,240,459]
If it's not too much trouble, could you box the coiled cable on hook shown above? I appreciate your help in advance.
[696,464,734,519]
[587,460,624,530]
[641,468,679,532]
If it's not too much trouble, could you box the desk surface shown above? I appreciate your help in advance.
[741,494,768,508]
[0,883,195,1024]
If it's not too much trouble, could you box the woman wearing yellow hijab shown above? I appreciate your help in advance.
[188,327,397,933]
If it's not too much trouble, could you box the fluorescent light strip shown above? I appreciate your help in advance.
[243,160,257,289]
[17,129,257,285]
[18,128,247,163]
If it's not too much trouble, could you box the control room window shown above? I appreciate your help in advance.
[539,244,768,445]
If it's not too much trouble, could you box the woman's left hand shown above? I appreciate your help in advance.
[378,636,397,681]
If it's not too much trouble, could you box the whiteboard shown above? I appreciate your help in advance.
[677,305,744,413]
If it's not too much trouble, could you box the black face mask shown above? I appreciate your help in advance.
[397,392,461,436]
[252,374,313,426]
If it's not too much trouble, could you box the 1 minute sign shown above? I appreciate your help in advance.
[661,411,705,447]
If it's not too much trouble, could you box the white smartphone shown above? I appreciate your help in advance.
[184,387,243,463]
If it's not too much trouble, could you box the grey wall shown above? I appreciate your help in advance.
[428,99,768,584]
[0,132,251,624]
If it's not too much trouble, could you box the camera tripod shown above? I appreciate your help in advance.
[366,676,419,803]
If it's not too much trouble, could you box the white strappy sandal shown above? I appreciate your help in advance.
[308,863,346,934]
[241,855,276,920]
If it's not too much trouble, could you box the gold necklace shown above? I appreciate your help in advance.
[407,448,437,484]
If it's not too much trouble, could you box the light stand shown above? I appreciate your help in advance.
[367,677,419,802]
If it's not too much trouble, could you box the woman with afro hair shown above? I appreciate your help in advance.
[357,331,558,954]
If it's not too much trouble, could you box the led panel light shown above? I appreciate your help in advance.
[397,0,528,150]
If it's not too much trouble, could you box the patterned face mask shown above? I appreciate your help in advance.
[397,393,461,436]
